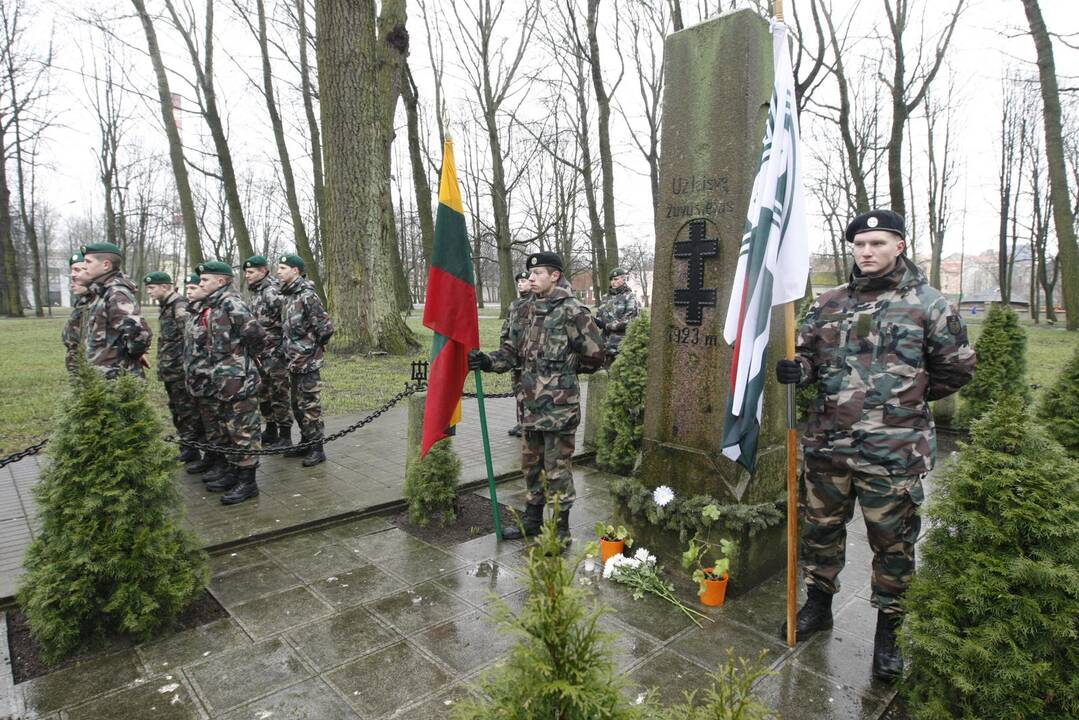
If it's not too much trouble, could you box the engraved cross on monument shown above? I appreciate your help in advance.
[673,219,719,326]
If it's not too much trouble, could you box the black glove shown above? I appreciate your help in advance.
[594,317,606,330]
[775,359,802,385]
[468,350,492,371]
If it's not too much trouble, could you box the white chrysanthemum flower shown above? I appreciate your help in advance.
[653,485,675,507]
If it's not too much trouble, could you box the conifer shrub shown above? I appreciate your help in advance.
[404,437,460,527]
[958,303,1027,425]
[901,394,1079,719]
[1036,341,1079,457]
[596,310,650,474]
[18,366,208,663]
[657,651,775,720]
[451,512,644,720]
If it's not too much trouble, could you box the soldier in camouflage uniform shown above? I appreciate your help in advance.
[276,254,334,467]
[470,251,605,542]
[503,270,532,437]
[594,266,640,366]
[243,256,292,448]
[181,272,218,475]
[776,209,976,681]
[77,242,153,379]
[185,261,267,505]
[144,271,204,463]
[62,252,91,376]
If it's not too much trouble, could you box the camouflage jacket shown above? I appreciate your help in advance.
[62,294,92,375]
[488,285,605,431]
[157,291,190,383]
[595,284,641,354]
[499,292,532,346]
[82,271,153,379]
[248,274,284,357]
[280,277,334,373]
[184,285,266,400]
[793,256,976,477]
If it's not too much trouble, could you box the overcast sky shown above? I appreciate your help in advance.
[23,0,1079,264]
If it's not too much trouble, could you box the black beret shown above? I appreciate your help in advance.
[525,251,563,272]
[845,210,905,243]
[514,271,530,281]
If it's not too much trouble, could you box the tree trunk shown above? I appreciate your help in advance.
[297,0,328,270]
[402,65,435,264]
[0,137,21,316]
[823,11,869,213]
[254,0,323,298]
[587,0,618,271]
[130,0,203,266]
[483,102,515,318]
[315,0,417,354]
[574,54,607,300]
[1022,0,1079,330]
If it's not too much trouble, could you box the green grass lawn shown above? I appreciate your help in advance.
[0,309,1075,457]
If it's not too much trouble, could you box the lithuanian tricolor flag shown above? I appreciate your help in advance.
[421,140,480,457]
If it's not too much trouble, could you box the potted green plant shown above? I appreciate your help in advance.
[682,535,735,607]
[594,523,634,563]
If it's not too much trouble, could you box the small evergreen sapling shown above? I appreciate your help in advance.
[902,394,1079,719]
[596,310,650,474]
[1037,341,1079,457]
[404,437,461,527]
[958,303,1028,425]
[18,366,208,663]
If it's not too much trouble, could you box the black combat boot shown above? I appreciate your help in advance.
[507,424,522,437]
[261,424,279,447]
[556,509,572,543]
[206,465,240,493]
[778,585,834,641]
[270,424,292,449]
[221,466,259,505]
[175,445,201,463]
[202,460,231,485]
[284,435,308,457]
[186,451,218,475]
[872,610,904,681]
[302,443,326,467]
[501,503,544,540]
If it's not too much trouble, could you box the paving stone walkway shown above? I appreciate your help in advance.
[3,463,901,720]
[0,392,584,603]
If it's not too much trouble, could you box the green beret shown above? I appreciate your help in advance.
[515,271,530,281]
[243,255,268,269]
[143,271,172,285]
[278,253,305,272]
[609,266,628,279]
[525,251,563,272]
[81,242,122,256]
[68,251,85,267]
[184,272,201,286]
[196,260,234,277]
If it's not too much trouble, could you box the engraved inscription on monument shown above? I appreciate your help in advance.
[672,218,719,326]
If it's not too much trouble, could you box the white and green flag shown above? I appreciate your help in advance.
[721,20,810,471]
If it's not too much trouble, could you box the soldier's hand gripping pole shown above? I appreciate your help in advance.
[784,301,798,647]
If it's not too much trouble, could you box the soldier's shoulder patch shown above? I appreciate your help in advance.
[946,315,962,336]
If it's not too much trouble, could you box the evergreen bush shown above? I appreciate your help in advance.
[404,437,460,527]
[658,651,775,720]
[958,303,1027,425]
[451,511,644,720]
[596,310,650,474]
[18,366,208,663]
[902,394,1079,719]
[1036,342,1079,457]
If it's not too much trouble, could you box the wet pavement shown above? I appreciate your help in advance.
[2,462,904,720]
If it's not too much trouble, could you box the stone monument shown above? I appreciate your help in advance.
[633,9,788,592]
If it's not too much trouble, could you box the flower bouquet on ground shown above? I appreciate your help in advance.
[603,547,712,627]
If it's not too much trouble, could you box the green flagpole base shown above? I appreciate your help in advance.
[474,370,503,540]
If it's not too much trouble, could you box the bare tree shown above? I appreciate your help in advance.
[1022,0,1079,330]
[130,0,203,266]
[162,0,254,262]
[450,0,540,317]
[997,75,1025,304]
[315,0,416,352]
[924,85,958,290]
[295,0,327,257]
[401,65,434,265]
[585,0,623,271]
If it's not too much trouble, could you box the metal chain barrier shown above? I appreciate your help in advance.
[0,438,49,469]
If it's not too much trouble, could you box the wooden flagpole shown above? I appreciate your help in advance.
[773,0,798,649]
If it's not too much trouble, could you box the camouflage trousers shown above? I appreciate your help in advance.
[290,370,324,442]
[164,379,204,444]
[800,465,924,615]
[197,395,261,468]
[512,370,524,425]
[521,429,577,509]
[258,355,292,427]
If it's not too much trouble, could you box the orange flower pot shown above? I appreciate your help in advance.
[699,569,729,607]
[600,538,625,564]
